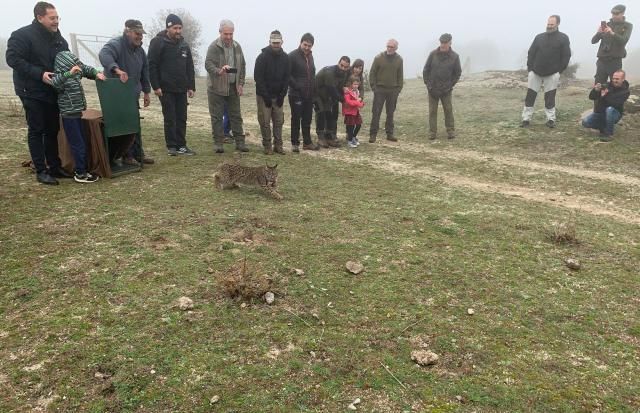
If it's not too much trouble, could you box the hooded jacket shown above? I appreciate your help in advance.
[592,19,633,59]
[148,30,195,93]
[589,80,630,114]
[527,30,571,77]
[254,45,290,100]
[288,47,315,100]
[423,48,462,97]
[6,20,69,103]
[205,37,246,96]
[99,35,151,95]
[50,51,99,115]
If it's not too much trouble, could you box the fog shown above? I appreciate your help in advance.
[3,0,637,79]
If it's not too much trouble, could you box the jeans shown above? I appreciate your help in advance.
[582,107,622,136]
[20,97,61,173]
[61,116,87,174]
[223,102,231,135]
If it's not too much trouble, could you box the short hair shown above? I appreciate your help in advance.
[300,33,314,45]
[387,39,399,48]
[352,58,364,69]
[613,69,626,78]
[34,2,55,19]
[339,56,351,64]
[348,76,360,85]
[550,15,561,25]
[219,19,234,32]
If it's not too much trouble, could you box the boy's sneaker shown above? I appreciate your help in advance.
[167,147,178,156]
[177,146,196,155]
[347,139,358,148]
[74,172,99,183]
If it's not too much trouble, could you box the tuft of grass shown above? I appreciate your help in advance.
[218,257,275,301]
[547,220,578,244]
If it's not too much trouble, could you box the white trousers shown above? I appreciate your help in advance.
[522,72,560,121]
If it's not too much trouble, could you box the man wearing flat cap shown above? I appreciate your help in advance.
[99,19,153,164]
[422,33,462,140]
[254,30,290,154]
[520,15,571,129]
[148,14,196,156]
[592,4,633,84]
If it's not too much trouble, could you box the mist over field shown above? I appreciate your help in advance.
[2,0,638,79]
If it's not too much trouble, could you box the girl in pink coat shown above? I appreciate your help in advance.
[342,76,365,148]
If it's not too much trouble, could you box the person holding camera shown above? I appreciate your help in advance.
[254,30,290,155]
[591,4,633,84]
[205,19,248,153]
[582,70,630,142]
[520,15,571,129]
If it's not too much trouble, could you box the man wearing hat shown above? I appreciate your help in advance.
[99,19,153,164]
[148,14,196,156]
[591,5,633,84]
[422,33,462,140]
[520,15,571,129]
[254,30,290,154]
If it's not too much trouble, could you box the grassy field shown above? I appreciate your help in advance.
[1,69,639,412]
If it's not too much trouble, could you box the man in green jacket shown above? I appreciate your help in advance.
[369,39,403,143]
[205,19,248,153]
[592,4,633,84]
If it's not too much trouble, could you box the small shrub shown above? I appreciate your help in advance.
[218,258,274,301]
[547,220,578,244]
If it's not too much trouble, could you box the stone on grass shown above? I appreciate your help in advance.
[264,291,275,305]
[177,296,194,311]
[210,395,220,404]
[411,350,439,366]
[346,261,364,274]
[565,258,581,270]
[467,308,475,315]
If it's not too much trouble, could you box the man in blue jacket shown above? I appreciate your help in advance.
[6,1,71,185]
[520,15,571,129]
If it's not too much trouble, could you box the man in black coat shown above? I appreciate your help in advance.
[288,33,319,152]
[6,1,71,185]
[148,14,196,156]
[521,15,571,129]
[254,30,290,154]
[314,57,350,148]
[423,33,462,140]
[582,70,630,142]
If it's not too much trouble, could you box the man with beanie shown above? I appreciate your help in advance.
[6,2,71,185]
[148,14,196,156]
[521,15,571,129]
[314,56,351,148]
[288,33,319,152]
[205,19,248,154]
[423,33,462,140]
[592,5,633,84]
[99,19,153,165]
[369,39,404,142]
[254,30,290,155]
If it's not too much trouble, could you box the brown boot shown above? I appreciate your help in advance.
[302,143,320,151]
[327,138,341,148]
[318,138,329,148]
[274,145,285,155]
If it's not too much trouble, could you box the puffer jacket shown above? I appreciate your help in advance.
[589,80,630,114]
[148,30,195,93]
[254,45,290,100]
[342,89,364,116]
[527,30,571,77]
[288,47,315,99]
[50,51,99,115]
[6,20,69,103]
[205,37,246,96]
[592,19,634,59]
[423,48,462,97]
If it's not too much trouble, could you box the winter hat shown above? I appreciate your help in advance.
[611,4,626,14]
[125,19,146,34]
[269,30,283,44]
[439,33,452,43]
[166,14,183,28]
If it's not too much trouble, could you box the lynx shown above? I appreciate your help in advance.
[213,162,283,200]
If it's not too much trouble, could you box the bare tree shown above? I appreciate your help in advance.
[147,9,202,74]
[0,38,9,70]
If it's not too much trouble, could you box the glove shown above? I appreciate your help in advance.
[263,97,272,108]
[276,95,284,107]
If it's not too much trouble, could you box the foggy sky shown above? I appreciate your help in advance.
[3,0,637,78]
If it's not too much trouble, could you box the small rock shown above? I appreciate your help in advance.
[456,395,464,402]
[411,350,439,366]
[240,302,248,308]
[467,308,475,315]
[293,268,305,276]
[608,233,615,237]
[264,292,275,305]
[565,258,581,270]
[210,395,220,404]
[207,267,214,274]
[177,296,194,311]
[347,404,357,410]
[353,398,361,405]
[346,261,364,274]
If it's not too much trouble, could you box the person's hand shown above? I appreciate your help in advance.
[96,72,106,81]
[143,93,151,107]
[219,65,231,75]
[187,89,194,98]
[154,88,163,97]
[597,24,605,33]
[115,68,128,83]
[601,88,609,97]
[604,26,614,34]
[236,84,243,96]
[70,65,81,75]
[594,83,602,91]
[42,72,54,85]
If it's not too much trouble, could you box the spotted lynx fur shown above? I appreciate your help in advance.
[213,162,283,200]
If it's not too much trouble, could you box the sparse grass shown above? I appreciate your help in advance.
[0,69,639,412]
